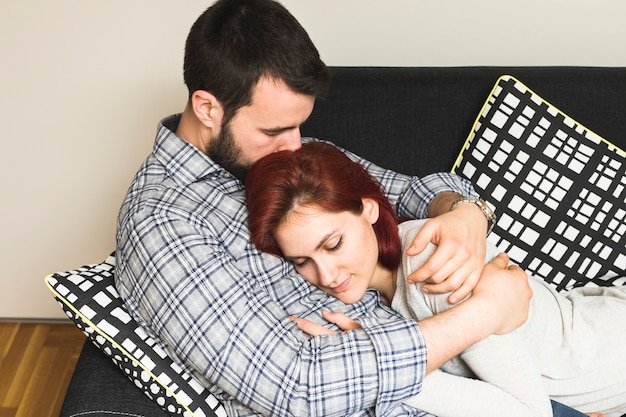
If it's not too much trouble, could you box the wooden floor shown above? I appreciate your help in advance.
[0,322,86,417]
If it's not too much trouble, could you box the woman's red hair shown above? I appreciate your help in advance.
[245,141,402,271]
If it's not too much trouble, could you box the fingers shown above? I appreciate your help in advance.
[411,242,485,303]
[486,252,510,268]
[407,242,465,285]
[289,311,361,337]
[446,269,480,304]
[420,265,479,303]
[405,222,431,256]
[289,315,336,336]
[321,310,362,331]
[406,220,481,287]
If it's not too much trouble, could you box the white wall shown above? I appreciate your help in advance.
[2,0,625,319]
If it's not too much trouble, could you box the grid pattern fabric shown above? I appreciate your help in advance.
[453,75,626,291]
[45,254,227,417]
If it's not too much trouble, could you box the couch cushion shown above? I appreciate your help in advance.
[453,75,626,290]
[45,255,227,417]
[303,67,626,178]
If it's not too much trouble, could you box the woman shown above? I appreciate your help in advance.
[245,141,626,417]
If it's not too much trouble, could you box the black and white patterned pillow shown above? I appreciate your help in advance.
[453,75,626,291]
[45,254,227,417]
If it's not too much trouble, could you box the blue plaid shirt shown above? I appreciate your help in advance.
[115,114,477,417]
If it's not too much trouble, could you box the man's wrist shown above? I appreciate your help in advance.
[427,192,464,218]
[450,197,497,236]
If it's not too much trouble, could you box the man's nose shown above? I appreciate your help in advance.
[276,129,302,152]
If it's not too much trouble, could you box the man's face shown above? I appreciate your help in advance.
[208,77,315,180]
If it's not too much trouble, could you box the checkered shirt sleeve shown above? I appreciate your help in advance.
[115,117,470,416]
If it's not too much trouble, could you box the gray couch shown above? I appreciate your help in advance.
[59,66,626,416]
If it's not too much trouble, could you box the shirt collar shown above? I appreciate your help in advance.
[153,114,235,185]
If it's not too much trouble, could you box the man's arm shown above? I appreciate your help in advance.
[339,142,489,303]
[116,210,426,416]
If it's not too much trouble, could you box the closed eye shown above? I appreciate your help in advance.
[327,237,343,252]
[263,127,293,137]
[292,258,309,268]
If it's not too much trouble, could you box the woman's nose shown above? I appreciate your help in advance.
[317,260,338,287]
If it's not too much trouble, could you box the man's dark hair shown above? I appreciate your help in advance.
[183,0,331,121]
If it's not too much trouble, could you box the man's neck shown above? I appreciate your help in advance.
[175,106,210,154]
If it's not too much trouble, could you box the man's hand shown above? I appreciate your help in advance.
[290,310,361,336]
[406,194,488,304]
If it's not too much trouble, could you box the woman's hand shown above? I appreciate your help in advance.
[472,252,531,335]
[406,195,488,304]
[290,310,361,336]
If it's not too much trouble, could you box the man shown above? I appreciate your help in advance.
[115,0,531,415]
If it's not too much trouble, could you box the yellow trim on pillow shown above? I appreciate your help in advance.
[44,274,199,417]
[451,75,505,173]
[451,74,626,173]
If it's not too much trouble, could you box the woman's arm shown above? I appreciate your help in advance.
[297,295,546,417]
[456,333,552,417]
[415,253,531,374]
[404,368,552,417]
[400,220,549,416]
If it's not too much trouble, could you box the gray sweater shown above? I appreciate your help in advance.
[392,220,626,417]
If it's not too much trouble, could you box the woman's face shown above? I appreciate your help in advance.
[273,199,380,304]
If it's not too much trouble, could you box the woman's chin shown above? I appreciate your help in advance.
[336,291,365,305]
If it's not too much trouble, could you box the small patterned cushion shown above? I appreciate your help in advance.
[453,75,626,291]
[44,254,227,417]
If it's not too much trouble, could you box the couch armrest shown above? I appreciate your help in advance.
[60,342,170,417]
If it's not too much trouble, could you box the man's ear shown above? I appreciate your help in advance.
[191,90,224,130]
[362,198,380,224]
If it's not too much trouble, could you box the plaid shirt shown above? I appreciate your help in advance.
[115,114,477,417]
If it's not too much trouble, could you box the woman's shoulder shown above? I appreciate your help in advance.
[398,219,429,243]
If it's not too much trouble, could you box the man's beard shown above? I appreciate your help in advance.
[206,122,251,181]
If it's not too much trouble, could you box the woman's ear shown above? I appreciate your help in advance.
[190,90,224,130]
[362,198,380,224]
